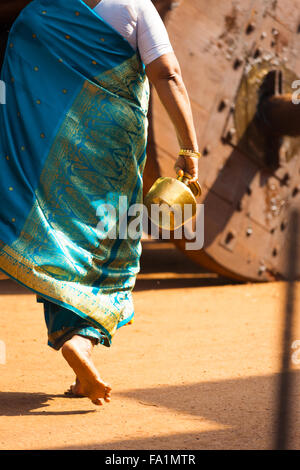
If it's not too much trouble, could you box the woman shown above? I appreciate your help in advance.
[0,0,200,405]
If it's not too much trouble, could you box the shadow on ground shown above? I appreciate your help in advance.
[0,391,96,416]
[136,241,239,290]
[29,371,300,449]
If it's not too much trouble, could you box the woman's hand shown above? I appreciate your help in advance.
[174,155,199,183]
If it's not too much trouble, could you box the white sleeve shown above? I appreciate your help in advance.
[135,0,173,66]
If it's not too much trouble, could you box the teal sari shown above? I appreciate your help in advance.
[0,0,149,349]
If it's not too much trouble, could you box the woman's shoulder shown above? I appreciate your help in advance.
[97,0,160,25]
[123,0,159,17]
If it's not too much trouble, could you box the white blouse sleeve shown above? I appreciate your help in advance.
[135,0,173,66]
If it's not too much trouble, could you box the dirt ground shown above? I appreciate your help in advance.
[0,241,300,450]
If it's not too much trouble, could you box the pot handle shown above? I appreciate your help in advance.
[176,171,202,197]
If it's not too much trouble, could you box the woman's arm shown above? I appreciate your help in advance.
[146,52,199,182]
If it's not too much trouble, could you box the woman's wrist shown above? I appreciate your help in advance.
[178,140,199,153]
[179,148,202,159]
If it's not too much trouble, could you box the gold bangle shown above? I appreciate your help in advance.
[179,149,202,159]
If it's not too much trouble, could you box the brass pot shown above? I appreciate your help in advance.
[144,174,202,231]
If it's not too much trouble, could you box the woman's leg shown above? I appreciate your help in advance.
[40,298,111,406]
[62,334,111,406]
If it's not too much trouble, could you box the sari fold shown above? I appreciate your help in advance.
[0,0,149,345]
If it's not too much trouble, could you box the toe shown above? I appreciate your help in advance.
[92,398,103,406]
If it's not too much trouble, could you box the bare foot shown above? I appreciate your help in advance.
[64,377,85,398]
[61,335,112,406]
[65,340,94,398]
